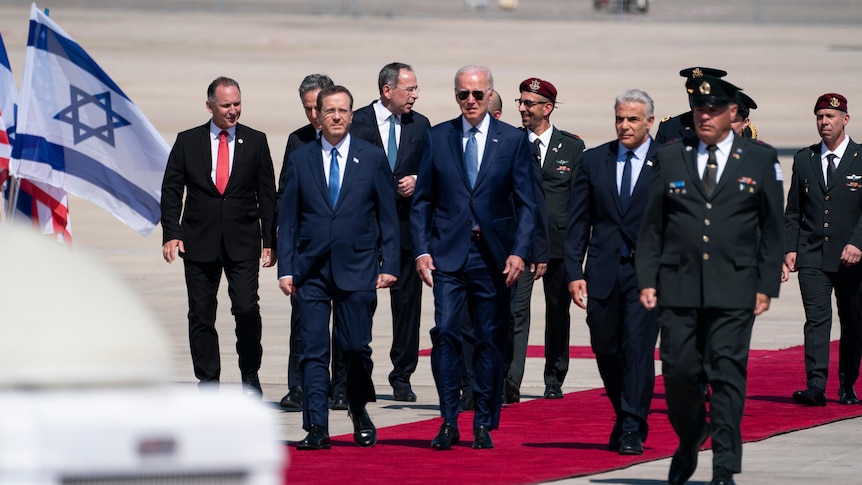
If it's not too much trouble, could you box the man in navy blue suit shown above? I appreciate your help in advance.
[566,89,660,456]
[412,65,537,450]
[277,85,400,450]
[350,62,431,402]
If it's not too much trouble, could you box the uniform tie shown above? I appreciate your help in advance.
[826,153,837,185]
[329,147,340,207]
[215,130,229,194]
[387,114,398,172]
[533,138,543,166]
[465,127,479,188]
[702,144,718,197]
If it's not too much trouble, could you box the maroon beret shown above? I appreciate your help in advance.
[814,93,848,113]
[519,78,557,104]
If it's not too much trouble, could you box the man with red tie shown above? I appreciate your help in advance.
[161,76,276,396]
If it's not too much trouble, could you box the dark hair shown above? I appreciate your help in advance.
[299,74,334,98]
[378,62,413,94]
[316,85,354,112]
[207,76,240,103]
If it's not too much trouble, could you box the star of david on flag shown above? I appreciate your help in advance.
[10,3,169,237]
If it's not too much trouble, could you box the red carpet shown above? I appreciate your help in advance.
[284,342,862,484]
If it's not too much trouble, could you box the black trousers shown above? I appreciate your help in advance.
[388,247,423,388]
[184,257,262,383]
[798,267,862,391]
[660,306,754,475]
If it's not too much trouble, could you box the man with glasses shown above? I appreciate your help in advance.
[637,76,783,485]
[351,62,431,403]
[412,65,537,450]
[509,78,583,403]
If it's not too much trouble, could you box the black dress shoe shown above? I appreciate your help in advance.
[349,408,377,447]
[504,379,520,404]
[618,431,644,455]
[431,422,460,450]
[279,387,303,410]
[792,387,826,406]
[838,385,859,405]
[472,425,494,449]
[668,423,709,485]
[460,392,475,411]
[544,385,563,399]
[241,372,262,398]
[331,393,349,410]
[393,385,417,402]
[296,424,330,450]
[710,469,735,485]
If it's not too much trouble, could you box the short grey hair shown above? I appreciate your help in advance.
[454,64,494,91]
[298,74,334,98]
[378,62,413,94]
[614,89,654,117]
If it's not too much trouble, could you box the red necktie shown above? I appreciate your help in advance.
[216,130,229,194]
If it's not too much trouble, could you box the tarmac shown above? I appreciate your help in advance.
[1,1,861,483]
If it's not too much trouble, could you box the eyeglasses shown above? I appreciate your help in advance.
[456,89,487,101]
[394,85,420,95]
[515,99,549,108]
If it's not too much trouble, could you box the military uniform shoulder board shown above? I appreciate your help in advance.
[749,122,757,140]
[661,115,672,122]
[560,130,581,140]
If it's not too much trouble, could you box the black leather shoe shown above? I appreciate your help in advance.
[668,423,709,485]
[838,385,859,405]
[792,387,826,406]
[349,408,377,447]
[460,392,475,411]
[710,469,735,485]
[279,387,302,410]
[607,421,622,451]
[296,424,330,450]
[393,385,417,402]
[331,393,349,410]
[241,372,262,398]
[544,385,563,399]
[431,422,460,450]
[472,425,494,449]
[618,431,644,455]
[504,379,520,404]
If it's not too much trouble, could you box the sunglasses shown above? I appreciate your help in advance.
[456,90,487,101]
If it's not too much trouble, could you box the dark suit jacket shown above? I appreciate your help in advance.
[277,136,399,291]
[161,122,275,262]
[785,138,862,273]
[277,123,318,206]
[538,127,584,260]
[566,138,657,299]
[411,116,537,273]
[636,134,784,309]
[655,111,694,145]
[350,101,431,251]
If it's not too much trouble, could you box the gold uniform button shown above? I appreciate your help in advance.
[824,209,830,215]
[704,219,711,226]
[825,236,830,242]
[825,195,831,201]
[703,253,710,261]
[706,203,712,210]
[824,222,830,228]
[703,235,709,242]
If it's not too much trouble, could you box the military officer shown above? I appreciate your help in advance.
[655,67,728,145]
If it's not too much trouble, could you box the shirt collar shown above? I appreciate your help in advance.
[822,135,850,160]
[322,133,351,155]
[618,137,652,161]
[210,121,236,139]
[373,100,397,124]
[698,131,735,156]
[528,124,554,148]
[462,113,491,136]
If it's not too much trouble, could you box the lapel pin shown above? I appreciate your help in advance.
[238,138,243,144]
[732,153,740,159]
[685,146,692,152]
[353,157,359,164]
[646,160,654,166]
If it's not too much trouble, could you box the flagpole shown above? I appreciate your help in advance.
[7,175,19,222]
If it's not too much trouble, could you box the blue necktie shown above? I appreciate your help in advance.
[620,150,634,258]
[620,150,634,211]
[329,147,340,207]
[387,114,398,172]
[465,127,479,188]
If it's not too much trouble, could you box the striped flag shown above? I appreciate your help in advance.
[10,4,169,237]
[2,27,72,244]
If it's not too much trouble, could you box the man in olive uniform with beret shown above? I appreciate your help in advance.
[509,77,583,402]
[655,67,728,145]
[785,93,862,407]
[637,76,784,485]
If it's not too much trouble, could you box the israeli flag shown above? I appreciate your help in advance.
[11,3,169,236]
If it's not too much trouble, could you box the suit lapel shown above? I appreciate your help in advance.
[338,142,363,209]
[808,144,827,192]
[475,117,501,189]
[831,139,861,191]
[199,124,220,193]
[713,136,745,198]
[683,138,706,198]
[541,128,563,176]
[306,139,330,208]
[603,141,624,215]
[448,118,471,189]
[630,138,657,204]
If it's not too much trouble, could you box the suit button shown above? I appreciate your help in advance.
[704,219,711,226]
[825,236,830,242]
[706,203,712,210]
[824,222,830,228]
[825,195,831,201]
[471,198,476,204]
[703,235,709,242]
[825,209,830,215]
[703,253,710,261]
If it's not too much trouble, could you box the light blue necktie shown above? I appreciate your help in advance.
[387,114,398,172]
[329,147,340,207]
[465,127,479,188]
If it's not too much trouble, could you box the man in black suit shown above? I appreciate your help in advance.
[636,76,784,485]
[278,85,400,450]
[567,89,659,456]
[276,74,350,412]
[655,67,727,145]
[350,62,430,402]
[509,77,581,402]
[785,93,862,407]
[161,76,276,395]
[412,65,536,450]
